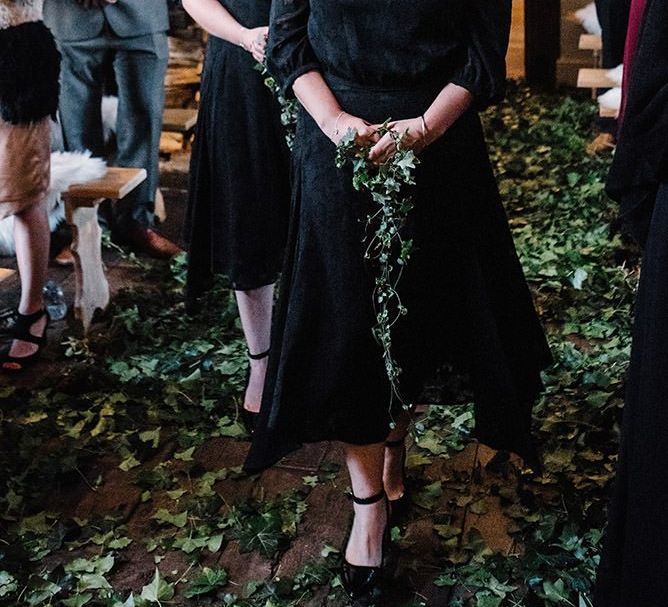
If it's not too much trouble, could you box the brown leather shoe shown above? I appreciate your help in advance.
[586,132,616,155]
[125,226,183,259]
[53,245,75,267]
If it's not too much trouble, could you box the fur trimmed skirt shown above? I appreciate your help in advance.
[0,116,51,219]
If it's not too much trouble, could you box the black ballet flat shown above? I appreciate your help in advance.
[385,439,411,527]
[241,347,270,435]
[0,309,50,373]
[341,489,389,606]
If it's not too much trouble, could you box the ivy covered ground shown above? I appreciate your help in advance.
[0,84,636,607]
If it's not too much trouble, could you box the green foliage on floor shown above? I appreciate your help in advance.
[425,84,634,606]
[0,83,632,606]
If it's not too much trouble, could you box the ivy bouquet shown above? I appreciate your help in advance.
[336,125,419,424]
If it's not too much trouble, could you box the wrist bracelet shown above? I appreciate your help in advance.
[334,111,346,136]
[420,114,429,142]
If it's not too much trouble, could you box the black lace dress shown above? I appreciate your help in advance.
[184,0,290,302]
[245,0,552,471]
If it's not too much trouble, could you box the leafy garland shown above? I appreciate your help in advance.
[255,63,299,149]
[335,126,419,424]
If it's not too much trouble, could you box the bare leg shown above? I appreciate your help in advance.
[344,442,387,567]
[9,200,50,358]
[384,410,412,501]
[235,284,274,413]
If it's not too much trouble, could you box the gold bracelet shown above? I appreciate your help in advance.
[334,111,346,136]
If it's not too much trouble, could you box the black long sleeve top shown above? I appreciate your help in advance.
[266,0,512,109]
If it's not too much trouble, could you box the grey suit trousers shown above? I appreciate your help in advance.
[58,28,168,230]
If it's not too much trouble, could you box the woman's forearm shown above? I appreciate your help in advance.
[292,71,344,140]
[423,83,474,142]
[182,0,247,46]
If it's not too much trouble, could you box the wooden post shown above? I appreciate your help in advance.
[525,0,561,88]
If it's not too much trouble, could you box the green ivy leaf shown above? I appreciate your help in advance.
[184,567,228,598]
[140,568,175,604]
[152,509,188,528]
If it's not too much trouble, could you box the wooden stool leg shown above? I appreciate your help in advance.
[65,198,110,333]
[155,188,167,224]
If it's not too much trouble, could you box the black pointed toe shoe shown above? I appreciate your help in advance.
[341,489,389,606]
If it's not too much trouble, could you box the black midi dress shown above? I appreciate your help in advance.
[184,0,290,301]
[245,0,552,472]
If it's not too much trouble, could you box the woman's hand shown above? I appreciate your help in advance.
[239,26,268,63]
[368,117,432,165]
[325,111,379,147]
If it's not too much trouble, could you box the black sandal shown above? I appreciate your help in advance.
[341,489,389,606]
[385,439,411,526]
[240,347,270,434]
[0,309,50,373]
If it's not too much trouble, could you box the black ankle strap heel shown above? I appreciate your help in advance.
[241,348,271,435]
[1,309,50,373]
[341,489,389,605]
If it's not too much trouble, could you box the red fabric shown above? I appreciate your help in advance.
[620,0,649,121]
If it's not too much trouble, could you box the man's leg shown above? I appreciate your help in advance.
[594,0,632,141]
[58,39,110,157]
[111,33,168,236]
[596,0,632,69]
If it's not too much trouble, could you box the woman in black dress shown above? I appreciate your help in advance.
[182,0,290,420]
[245,0,551,601]
[594,1,668,605]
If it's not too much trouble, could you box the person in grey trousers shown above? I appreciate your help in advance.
[43,0,181,258]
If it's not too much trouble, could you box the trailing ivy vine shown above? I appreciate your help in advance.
[336,125,419,424]
[256,63,299,149]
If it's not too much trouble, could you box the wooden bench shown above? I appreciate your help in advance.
[577,68,618,89]
[600,106,619,119]
[64,167,147,332]
[579,34,602,52]
[0,268,15,284]
[162,108,199,150]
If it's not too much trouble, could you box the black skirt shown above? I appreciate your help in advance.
[594,181,668,607]
[245,78,552,471]
[184,37,291,299]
